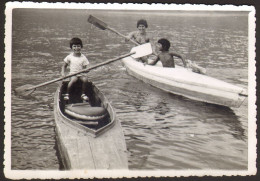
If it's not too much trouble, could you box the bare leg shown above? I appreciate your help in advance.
[79,76,89,101]
[67,76,78,94]
[80,76,88,93]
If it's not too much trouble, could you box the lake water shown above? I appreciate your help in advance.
[10,9,249,170]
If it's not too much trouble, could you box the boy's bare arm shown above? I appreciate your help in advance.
[61,62,68,76]
[148,55,160,65]
[125,31,135,42]
[171,52,187,67]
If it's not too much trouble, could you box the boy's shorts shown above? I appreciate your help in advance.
[63,73,87,82]
[76,73,86,77]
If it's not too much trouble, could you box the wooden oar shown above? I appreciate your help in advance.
[15,43,153,97]
[88,15,139,46]
[88,15,207,74]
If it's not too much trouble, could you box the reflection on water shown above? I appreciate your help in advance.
[11,9,248,170]
[101,74,247,170]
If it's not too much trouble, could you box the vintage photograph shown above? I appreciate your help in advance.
[4,2,256,179]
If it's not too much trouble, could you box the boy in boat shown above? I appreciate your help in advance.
[149,38,187,68]
[61,37,89,101]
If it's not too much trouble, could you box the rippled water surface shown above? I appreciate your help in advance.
[11,9,248,170]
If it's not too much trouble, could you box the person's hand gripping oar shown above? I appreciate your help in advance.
[14,43,153,97]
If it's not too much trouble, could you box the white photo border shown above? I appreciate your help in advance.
[4,2,256,179]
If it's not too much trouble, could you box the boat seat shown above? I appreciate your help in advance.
[65,103,107,121]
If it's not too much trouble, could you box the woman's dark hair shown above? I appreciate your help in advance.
[137,19,148,28]
[70,37,83,49]
[158,38,171,51]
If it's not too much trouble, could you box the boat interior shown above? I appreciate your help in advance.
[59,80,111,130]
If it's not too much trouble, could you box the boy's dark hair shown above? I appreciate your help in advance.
[137,19,148,28]
[158,38,171,51]
[70,37,83,49]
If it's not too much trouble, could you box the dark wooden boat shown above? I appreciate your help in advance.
[54,80,128,169]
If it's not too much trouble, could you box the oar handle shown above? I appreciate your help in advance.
[106,27,140,46]
[26,52,135,91]
[88,15,140,46]
[107,27,159,57]
[107,26,160,59]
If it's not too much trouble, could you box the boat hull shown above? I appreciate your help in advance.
[122,57,247,108]
[54,81,128,169]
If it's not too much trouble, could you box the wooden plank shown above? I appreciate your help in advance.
[56,115,97,169]
[54,83,128,170]
[76,132,96,169]
[88,118,128,169]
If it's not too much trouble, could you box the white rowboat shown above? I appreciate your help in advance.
[122,56,247,108]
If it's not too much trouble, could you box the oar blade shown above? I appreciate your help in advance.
[14,84,35,97]
[130,43,153,58]
[88,15,108,30]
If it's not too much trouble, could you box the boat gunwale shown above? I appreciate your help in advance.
[122,57,247,107]
[55,82,117,138]
[122,57,248,96]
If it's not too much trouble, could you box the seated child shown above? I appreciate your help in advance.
[125,19,151,63]
[125,19,150,45]
[61,37,89,101]
[149,38,187,68]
